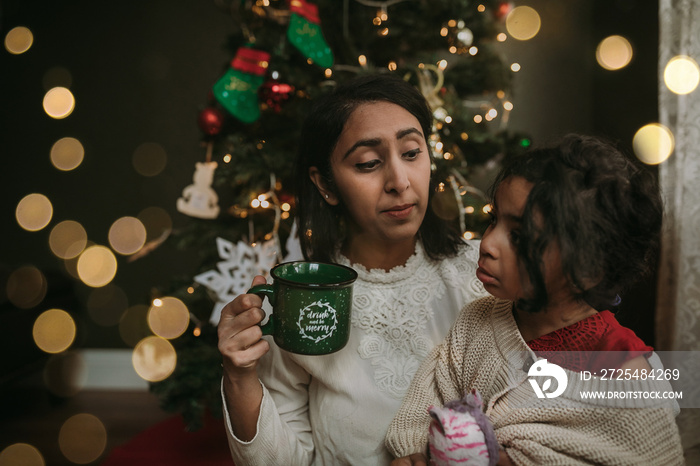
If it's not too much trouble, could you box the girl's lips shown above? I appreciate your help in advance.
[476,266,496,285]
[382,204,414,220]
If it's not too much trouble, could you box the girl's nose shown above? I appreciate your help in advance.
[479,225,497,259]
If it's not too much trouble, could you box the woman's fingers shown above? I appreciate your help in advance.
[217,275,272,372]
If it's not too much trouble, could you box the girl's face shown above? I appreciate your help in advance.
[315,101,431,248]
[477,176,569,304]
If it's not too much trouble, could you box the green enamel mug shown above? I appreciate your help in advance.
[249,261,358,355]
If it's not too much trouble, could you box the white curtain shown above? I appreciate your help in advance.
[657,0,700,461]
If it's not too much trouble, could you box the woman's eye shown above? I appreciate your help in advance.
[403,148,421,159]
[356,160,380,170]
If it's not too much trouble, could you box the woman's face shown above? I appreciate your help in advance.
[319,101,431,248]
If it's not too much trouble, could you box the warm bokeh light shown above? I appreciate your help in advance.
[664,55,700,95]
[596,35,633,70]
[43,351,86,397]
[77,245,118,287]
[633,123,675,165]
[147,296,190,339]
[43,87,75,119]
[132,336,177,382]
[49,220,88,259]
[50,137,84,171]
[119,304,152,347]
[6,265,47,309]
[505,6,541,41]
[33,309,76,354]
[58,414,107,464]
[0,443,44,466]
[108,216,147,255]
[132,142,167,176]
[4,26,33,54]
[87,284,128,326]
[16,193,53,231]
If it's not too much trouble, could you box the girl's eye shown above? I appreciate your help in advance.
[487,211,496,225]
[510,229,521,246]
[403,148,421,159]
[355,160,380,171]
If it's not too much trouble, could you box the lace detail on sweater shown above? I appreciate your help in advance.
[340,243,475,399]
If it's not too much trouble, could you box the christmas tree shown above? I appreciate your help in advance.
[149,0,531,430]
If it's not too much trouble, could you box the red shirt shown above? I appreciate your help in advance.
[526,310,653,373]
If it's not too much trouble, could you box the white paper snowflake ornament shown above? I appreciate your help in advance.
[195,237,279,324]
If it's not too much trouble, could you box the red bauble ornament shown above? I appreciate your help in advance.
[493,1,514,20]
[258,79,295,113]
[198,107,225,136]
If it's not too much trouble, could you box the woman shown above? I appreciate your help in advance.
[218,74,487,465]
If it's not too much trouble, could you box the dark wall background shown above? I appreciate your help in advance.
[0,1,659,358]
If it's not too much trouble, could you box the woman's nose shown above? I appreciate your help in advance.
[384,158,410,193]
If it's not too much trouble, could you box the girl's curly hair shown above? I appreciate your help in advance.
[491,134,664,312]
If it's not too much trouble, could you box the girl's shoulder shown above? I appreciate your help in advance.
[595,310,654,353]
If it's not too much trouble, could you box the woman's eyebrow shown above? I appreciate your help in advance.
[396,127,423,140]
[342,138,381,160]
[341,127,423,160]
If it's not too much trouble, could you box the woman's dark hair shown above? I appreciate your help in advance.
[490,134,664,312]
[294,73,463,262]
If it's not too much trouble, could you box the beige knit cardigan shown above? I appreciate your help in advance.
[385,296,685,465]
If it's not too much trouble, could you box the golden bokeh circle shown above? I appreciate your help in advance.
[596,35,633,70]
[58,413,107,464]
[4,26,34,55]
[108,216,147,255]
[132,142,167,177]
[43,87,75,119]
[77,245,118,288]
[32,309,76,354]
[49,220,88,259]
[147,296,190,339]
[506,6,541,41]
[0,443,44,466]
[664,55,700,95]
[50,137,84,171]
[132,336,177,382]
[16,193,53,232]
[6,265,47,309]
[633,123,675,165]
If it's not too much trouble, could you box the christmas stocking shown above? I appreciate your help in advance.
[212,46,270,124]
[287,0,334,68]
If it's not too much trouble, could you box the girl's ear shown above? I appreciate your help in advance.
[309,167,339,205]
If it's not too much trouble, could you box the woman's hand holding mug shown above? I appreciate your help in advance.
[218,274,270,379]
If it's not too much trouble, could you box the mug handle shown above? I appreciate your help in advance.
[247,284,275,336]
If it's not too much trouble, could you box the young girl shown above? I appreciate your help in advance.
[217,74,488,465]
[385,134,684,465]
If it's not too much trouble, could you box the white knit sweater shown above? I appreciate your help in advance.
[386,296,685,465]
[222,240,488,465]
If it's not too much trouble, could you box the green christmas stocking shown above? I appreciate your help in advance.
[212,46,270,124]
[287,0,334,68]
